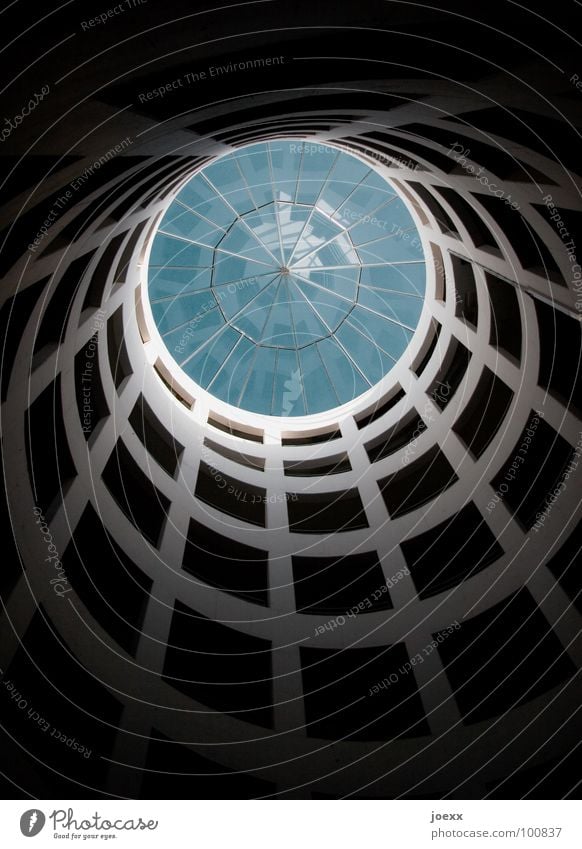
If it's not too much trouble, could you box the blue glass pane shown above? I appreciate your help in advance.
[277,205,312,261]
[360,262,426,295]
[159,204,224,245]
[212,255,274,287]
[357,234,424,264]
[148,267,212,299]
[273,348,306,416]
[317,337,370,403]
[291,210,345,262]
[288,290,330,347]
[236,147,276,209]
[317,153,371,216]
[162,306,224,363]
[239,346,277,414]
[332,182,389,227]
[357,287,423,327]
[292,278,352,332]
[201,156,256,215]
[176,176,235,228]
[217,221,275,266]
[213,273,275,318]
[209,336,256,406]
[149,234,213,268]
[147,140,426,416]
[380,196,415,230]
[269,142,303,201]
[183,325,240,387]
[152,291,217,335]
[296,148,338,205]
[241,206,285,262]
[261,280,296,347]
[293,267,358,300]
[233,281,282,340]
[348,217,394,246]
[347,307,412,358]
[335,321,396,385]
[175,174,217,207]
[363,167,399,196]
[299,346,338,413]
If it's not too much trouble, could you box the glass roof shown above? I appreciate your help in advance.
[147,140,426,416]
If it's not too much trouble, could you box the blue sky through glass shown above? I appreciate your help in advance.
[148,141,426,416]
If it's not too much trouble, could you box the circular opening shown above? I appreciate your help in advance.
[147,140,426,416]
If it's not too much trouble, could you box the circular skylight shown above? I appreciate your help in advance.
[147,140,426,416]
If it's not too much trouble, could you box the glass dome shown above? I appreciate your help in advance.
[147,140,426,416]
